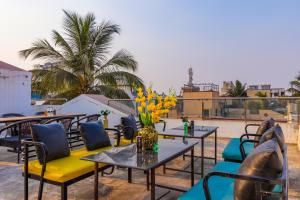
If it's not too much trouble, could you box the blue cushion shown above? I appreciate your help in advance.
[121,115,138,139]
[31,123,70,164]
[80,121,111,151]
[222,138,254,162]
[178,161,241,200]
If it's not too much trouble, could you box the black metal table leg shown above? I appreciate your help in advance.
[151,168,155,200]
[215,130,217,164]
[191,147,194,186]
[94,163,98,200]
[201,138,204,178]
[128,168,132,183]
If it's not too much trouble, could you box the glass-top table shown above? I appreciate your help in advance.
[159,125,219,177]
[81,139,198,200]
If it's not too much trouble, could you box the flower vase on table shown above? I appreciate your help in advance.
[135,87,177,151]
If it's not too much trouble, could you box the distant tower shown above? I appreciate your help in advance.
[188,67,193,87]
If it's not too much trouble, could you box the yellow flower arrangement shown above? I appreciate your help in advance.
[135,87,177,126]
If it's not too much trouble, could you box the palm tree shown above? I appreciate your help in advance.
[287,73,300,96]
[225,80,247,97]
[20,10,144,100]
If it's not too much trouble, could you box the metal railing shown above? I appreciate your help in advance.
[108,97,300,123]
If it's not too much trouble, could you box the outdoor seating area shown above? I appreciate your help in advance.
[0,112,299,200]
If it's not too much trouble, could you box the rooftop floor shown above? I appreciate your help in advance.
[0,138,299,200]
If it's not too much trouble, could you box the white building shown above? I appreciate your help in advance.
[0,61,32,116]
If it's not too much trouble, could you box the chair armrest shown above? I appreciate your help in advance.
[245,123,260,134]
[240,133,262,142]
[0,119,42,133]
[240,139,259,160]
[156,119,167,132]
[105,128,121,146]
[22,140,48,164]
[203,171,285,200]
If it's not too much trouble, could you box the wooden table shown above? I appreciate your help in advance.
[0,113,86,124]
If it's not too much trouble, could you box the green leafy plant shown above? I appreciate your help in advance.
[100,110,111,116]
[20,10,144,100]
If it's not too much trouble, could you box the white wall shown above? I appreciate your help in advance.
[163,118,298,144]
[54,95,127,127]
[0,69,32,116]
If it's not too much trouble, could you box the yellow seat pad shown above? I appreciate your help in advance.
[117,138,136,146]
[25,146,111,183]
[71,146,111,157]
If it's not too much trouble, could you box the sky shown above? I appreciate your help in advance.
[0,0,300,93]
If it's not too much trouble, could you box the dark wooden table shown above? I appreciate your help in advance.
[81,140,198,200]
[159,125,219,177]
[0,113,86,124]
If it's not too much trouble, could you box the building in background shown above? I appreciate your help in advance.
[178,67,219,118]
[220,81,234,96]
[0,61,32,116]
[247,84,285,97]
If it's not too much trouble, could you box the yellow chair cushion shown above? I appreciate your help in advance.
[117,138,136,146]
[24,146,111,183]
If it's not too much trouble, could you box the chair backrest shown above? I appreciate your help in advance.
[86,114,101,122]
[44,116,75,132]
[1,113,25,118]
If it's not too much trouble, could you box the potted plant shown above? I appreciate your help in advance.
[100,110,111,128]
[135,87,176,150]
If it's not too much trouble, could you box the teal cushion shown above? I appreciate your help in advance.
[178,161,241,200]
[222,138,254,162]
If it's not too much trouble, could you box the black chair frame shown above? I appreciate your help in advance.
[0,119,42,163]
[22,127,120,200]
[203,145,288,200]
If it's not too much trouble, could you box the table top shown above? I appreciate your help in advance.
[81,139,198,171]
[159,125,219,139]
[0,113,86,123]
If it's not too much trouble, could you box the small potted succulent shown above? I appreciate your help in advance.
[100,110,111,128]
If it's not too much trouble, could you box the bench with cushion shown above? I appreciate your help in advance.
[222,117,275,162]
[23,121,119,200]
[179,127,287,200]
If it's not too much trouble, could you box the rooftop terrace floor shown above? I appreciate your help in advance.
[0,138,299,200]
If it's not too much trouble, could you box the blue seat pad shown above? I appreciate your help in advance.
[222,138,254,162]
[178,161,241,200]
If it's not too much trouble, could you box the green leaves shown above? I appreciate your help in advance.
[20,10,144,100]
[226,80,247,97]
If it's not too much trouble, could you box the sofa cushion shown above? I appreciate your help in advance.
[25,147,110,183]
[31,123,70,164]
[234,139,283,200]
[222,138,254,162]
[121,115,138,139]
[259,125,285,151]
[80,121,111,151]
[254,117,275,141]
[178,161,241,200]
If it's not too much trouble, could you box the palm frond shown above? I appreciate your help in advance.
[92,85,130,99]
[100,49,137,71]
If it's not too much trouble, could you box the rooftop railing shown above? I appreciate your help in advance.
[108,97,300,124]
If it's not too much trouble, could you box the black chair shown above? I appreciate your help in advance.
[1,113,25,118]
[69,114,102,131]
[115,115,166,146]
[0,119,42,163]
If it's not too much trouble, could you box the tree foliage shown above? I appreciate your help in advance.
[20,10,144,100]
[287,73,300,97]
[225,80,247,97]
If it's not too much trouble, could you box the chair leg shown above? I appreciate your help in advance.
[37,178,44,200]
[17,147,20,164]
[61,185,67,200]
